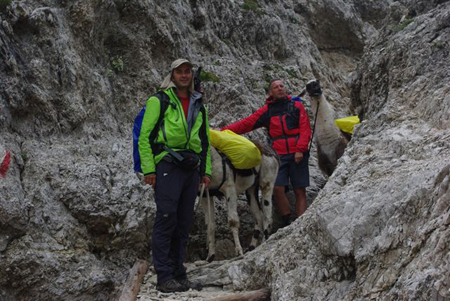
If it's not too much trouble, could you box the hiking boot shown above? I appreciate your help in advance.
[156,279,187,293]
[177,278,203,291]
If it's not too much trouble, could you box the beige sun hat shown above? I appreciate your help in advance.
[160,59,195,92]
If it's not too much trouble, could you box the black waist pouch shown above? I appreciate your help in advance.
[165,147,200,170]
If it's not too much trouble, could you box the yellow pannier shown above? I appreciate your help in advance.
[335,116,360,134]
[210,129,262,169]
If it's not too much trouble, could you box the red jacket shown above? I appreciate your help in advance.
[222,95,311,155]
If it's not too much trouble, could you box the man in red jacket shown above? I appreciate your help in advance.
[222,79,311,225]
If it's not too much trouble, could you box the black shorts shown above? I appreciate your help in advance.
[274,152,310,188]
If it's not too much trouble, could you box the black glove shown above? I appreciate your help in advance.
[306,79,322,96]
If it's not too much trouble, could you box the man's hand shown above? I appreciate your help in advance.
[201,176,211,189]
[294,152,304,164]
[144,174,156,189]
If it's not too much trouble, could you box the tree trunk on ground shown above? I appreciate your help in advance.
[118,259,149,301]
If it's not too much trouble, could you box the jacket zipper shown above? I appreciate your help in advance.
[169,89,190,149]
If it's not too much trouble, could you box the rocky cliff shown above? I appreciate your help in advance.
[0,0,448,300]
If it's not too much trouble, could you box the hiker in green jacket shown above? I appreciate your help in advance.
[138,59,211,293]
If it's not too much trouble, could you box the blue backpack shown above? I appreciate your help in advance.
[133,91,170,173]
[291,96,302,103]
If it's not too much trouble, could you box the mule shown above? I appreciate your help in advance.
[200,143,279,262]
[307,79,348,176]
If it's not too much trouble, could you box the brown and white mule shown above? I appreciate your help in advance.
[200,143,279,262]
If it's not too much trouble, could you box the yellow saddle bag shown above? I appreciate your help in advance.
[335,116,360,134]
[210,129,262,169]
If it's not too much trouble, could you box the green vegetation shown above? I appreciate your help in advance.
[0,0,12,6]
[290,16,300,24]
[263,64,283,71]
[263,74,273,87]
[247,78,260,90]
[397,17,414,31]
[242,0,259,12]
[222,39,232,46]
[21,152,28,162]
[200,70,220,83]
[263,64,298,79]
[111,56,124,72]
[432,41,445,49]
[107,69,114,77]
[286,69,297,79]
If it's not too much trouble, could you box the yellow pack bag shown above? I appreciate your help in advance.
[335,116,360,134]
[210,129,262,169]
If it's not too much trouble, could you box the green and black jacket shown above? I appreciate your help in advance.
[138,88,211,177]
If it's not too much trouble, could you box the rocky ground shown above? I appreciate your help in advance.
[137,261,247,301]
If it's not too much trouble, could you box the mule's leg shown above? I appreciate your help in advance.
[259,156,278,240]
[260,180,275,240]
[201,194,215,262]
[246,186,263,251]
[224,187,244,257]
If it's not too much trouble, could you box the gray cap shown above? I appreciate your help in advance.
[170,58,193,70]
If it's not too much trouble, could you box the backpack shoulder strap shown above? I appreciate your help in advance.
[288,98,295,113]
[149,91,171,152]
[154,90,170,108]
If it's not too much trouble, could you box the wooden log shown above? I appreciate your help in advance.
[206,288,271,301]
[118,259,149,301]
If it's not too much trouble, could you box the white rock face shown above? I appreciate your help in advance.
[0,0,448,300]
[182,2,450,300]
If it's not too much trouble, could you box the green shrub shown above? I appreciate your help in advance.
[223,39,232,46]
[111,56,124,72]
[200,71,220,83]
[0,0,12,6]
[242,0,259,12]
[397,17,414,31]
[264,64,283,70]
[273,64,283,70]
[107,69,114,77]
[286,69,297,78]
[290,16,300,24]
[432,41,445,49]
